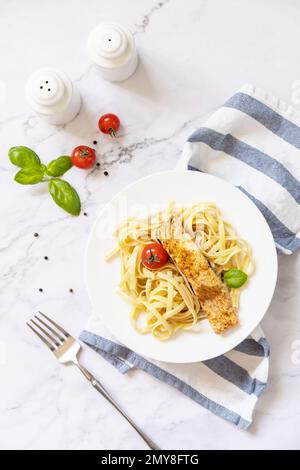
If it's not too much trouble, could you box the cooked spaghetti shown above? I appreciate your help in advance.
[105,202,254,340]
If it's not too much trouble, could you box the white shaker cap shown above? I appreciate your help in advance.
[25,67,81,125]
[87,22,138,81]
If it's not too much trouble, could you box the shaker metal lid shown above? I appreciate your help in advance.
[87,22,135,67]
[25,68,73,115]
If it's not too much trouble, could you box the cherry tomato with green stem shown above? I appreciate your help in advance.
[98,113,120,137]
[71,146,96,169]
[141,243,169,270]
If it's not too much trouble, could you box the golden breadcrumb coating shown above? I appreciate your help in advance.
[161,238,238,333]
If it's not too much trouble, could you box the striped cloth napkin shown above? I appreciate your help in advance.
[179,83,300,254]
[80,84,300,430]
[80,320,269,430]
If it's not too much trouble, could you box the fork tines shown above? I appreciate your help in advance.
[27,311,69,352]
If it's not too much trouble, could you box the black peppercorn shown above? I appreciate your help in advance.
[34,233,39,237]
[39,288,43,292]
[44,256,48,260]
[104,171,109,176]
[93,140,98,145]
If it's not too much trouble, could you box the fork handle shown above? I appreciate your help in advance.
[76,363,160,450]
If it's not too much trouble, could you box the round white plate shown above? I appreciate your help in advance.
[85,170,277,363]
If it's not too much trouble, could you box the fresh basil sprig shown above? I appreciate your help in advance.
[223,269,248,288]
[49,179,81,216]
[46,156,73,177]
[15,166,45,185]
[8,146,81,216]
[9,146,41,168]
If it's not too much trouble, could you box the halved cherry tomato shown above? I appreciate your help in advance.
[98,113,120,137]
[141,243,169,270]
[71,145,96,169]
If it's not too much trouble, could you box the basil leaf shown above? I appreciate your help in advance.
[223,269,248,288]
[40,164,47,174]
[46,156,73,177]
[14,166,44,185]
[48,179,81,216]
[9,146,41,168]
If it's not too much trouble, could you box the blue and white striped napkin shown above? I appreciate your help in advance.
[80,319,269,430]
[80,84,300,430]
[179,83,300,254]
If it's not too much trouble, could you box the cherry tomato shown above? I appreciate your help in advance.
[71,145,96,169]
[98,113,120,137]
[141,243,169,270]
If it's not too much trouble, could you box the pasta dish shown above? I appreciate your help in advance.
[105,202,254,340]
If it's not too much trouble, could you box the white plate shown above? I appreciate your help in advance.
[85,170,277,363]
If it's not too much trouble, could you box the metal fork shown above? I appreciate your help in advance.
[27,312,159,450]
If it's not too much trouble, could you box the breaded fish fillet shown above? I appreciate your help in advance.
[161,238,238,333]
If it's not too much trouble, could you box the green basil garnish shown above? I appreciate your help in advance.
[48,179,81,216]
[14,166,44,185]
[9,146,81,216]
[223,269,248,288]
[46,156,73,177]
[9,146,41,168]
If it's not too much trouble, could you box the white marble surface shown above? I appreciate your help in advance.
[1,0,300,450]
